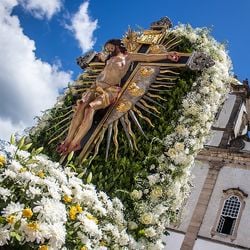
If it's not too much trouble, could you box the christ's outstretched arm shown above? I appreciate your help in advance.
[128,51,179,62]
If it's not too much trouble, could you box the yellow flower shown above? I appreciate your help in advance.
[6,215,15,224]
[99,240,107,246]
[76,204,82,213]
[22,208,33,218]
[86,213,98,224]
[37,171,45,178]
[0,155,6,167]
[27,221,39,231]
[39,245,49,250]
[63,195,72,203]
[80,246,88,250]
[69,206,78,220]
[19,167,27,173]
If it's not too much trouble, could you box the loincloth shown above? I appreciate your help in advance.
[80,84,121,110]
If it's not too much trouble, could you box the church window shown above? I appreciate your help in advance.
[216,195,241,235]
[211,188,247,241]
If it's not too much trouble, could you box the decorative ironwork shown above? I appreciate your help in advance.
[76,51,97,69]
[186,51,215,71]
[150,17,173,30]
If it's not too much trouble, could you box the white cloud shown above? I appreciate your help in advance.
[0,0,72,140]
[0,119,26,141]
[69,1,98,52]
[19,0,62,19]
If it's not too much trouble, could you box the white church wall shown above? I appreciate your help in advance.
[205,130,224,147]
[234,104,247,137]
[163,231,184,250]
[243,141,250,151]
[194,238,241,250]
[172,161,209,232]
[199,166,250,248]
[213,94,236,128]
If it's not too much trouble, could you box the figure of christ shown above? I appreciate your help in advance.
[58,39,180,154]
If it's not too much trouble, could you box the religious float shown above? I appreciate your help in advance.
[0,17,233,249]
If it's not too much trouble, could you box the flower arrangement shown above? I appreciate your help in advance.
[1,24,234,249]
[0,139,136,249]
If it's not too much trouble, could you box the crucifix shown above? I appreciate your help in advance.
[55,17,214,163]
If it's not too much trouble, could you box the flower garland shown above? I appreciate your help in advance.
[125,24,233,248]
[0,24,234,249]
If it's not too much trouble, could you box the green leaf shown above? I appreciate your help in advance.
[67,151,74,163]
[35,147,44,155]
[87,172,92,184]
[17,136,25,149]
[10,134,16,145]
[21,143,33,151]
[68,163,76,171]
[10,231,21,241]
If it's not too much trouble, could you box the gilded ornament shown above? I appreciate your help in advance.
[148,44,166,54]
[116,100,132,113]
[137,30,163,44]
[139,67,154,77]
[127,82,145,97]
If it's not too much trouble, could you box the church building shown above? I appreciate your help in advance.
[165,80,250,250]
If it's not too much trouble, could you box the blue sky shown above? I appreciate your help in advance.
[0,0,250,140]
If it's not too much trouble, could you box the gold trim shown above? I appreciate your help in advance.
[140,99,160,114]
[147,93,168,101]
[133,107,154,127]
[93,127,107,158]
[124,113,138,151]
[159,69,180,74]
[48,128,68,145]
[113,120,119,159]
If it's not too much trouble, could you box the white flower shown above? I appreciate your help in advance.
[140,213,154,225]
[34,198,67,224]
[144,227,156,238]
[2,169,17,179]
[8,160,22,172]
[174,142,185,151]
[2,202,24,218]
[0,187,11,201]
[47,222,66,249]
[147,174,160,186]
[150,186,163,200]
[0,226,10,246]
[130,190,142,200]
[119,230,129,246]
[176,125,189,137]
[20,220,45,244]
[77,213,101,238]
[27,186,42,199]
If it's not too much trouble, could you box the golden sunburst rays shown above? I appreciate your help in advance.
[70,62,105,95]
[47,114,73,145]
[92,126,107,159]
[112,120,119,159]
[46,111,73,132]
[161,33,182,51]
